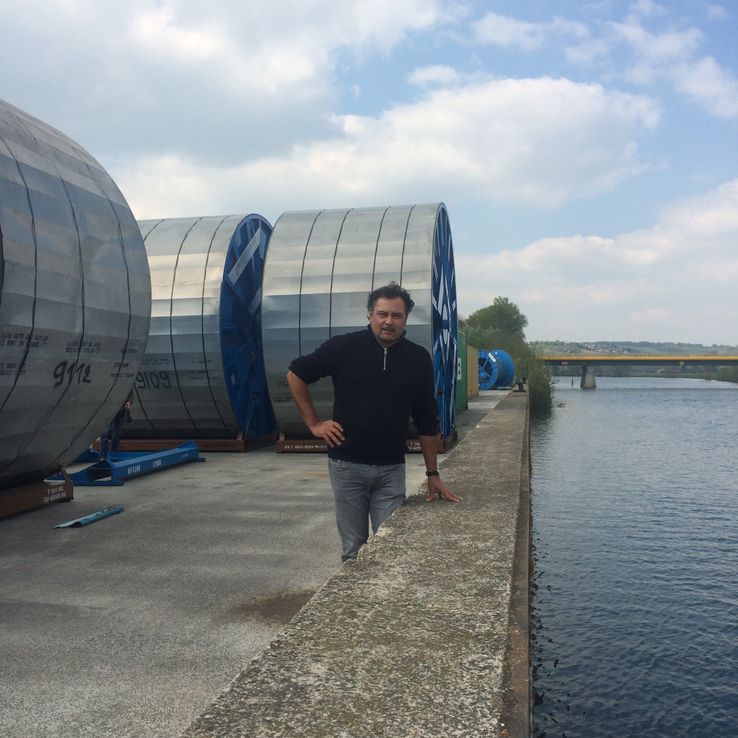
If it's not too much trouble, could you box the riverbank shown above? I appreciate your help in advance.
[184,391,531,738]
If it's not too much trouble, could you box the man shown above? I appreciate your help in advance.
[99,389,133,461]
[286,282,461,561]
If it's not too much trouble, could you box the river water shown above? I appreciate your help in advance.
[531,376,738,738]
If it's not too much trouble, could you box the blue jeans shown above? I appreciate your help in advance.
[328,458,406,562]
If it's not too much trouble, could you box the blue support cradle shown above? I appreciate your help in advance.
[55,442,204,486]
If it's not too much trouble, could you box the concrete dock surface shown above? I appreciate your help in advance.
[0,390,524,737]
[184,391,530,738]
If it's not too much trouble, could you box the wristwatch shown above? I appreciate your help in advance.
[426,469,440,477]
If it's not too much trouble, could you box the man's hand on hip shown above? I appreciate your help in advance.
[309,420,345,447]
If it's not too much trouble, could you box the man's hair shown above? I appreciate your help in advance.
[366,282,414,315]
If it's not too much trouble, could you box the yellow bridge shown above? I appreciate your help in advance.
[538,355,738,388]
[540,355,738,366]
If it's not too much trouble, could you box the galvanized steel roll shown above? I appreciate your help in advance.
[262,203,458,438]
[126,215,275,439]
[0,98,151,489]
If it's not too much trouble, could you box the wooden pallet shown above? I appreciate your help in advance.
[1,471,74,520]
[277,430,458,454]
[105,433,277,453]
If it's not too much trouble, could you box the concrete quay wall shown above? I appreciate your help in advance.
[184,392,531,738]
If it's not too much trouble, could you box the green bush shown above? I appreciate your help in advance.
[521,355,553,417]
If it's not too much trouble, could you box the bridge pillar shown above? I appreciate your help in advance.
[580,365,597,389]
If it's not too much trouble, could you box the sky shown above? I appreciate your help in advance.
[2,0,737,344]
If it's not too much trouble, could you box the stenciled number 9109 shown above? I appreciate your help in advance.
[135,371,172,389]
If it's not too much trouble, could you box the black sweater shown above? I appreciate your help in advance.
[289,326,439,464]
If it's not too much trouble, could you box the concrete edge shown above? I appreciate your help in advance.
[499,396,532,737]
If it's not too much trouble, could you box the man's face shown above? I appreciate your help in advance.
[368,296,408,347]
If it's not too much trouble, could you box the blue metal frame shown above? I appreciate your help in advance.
[220,215,276,438]
[55,506,124,528]
[432,205,458,438]
[56,442,204,486]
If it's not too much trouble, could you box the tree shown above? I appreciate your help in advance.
[461,296,552,416]
[462,296,528,356]
[464,297,528,342]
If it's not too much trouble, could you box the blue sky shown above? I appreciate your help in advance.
[2,0,737,343]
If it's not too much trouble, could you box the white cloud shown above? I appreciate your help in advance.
[660,179,738,243]
[630,307,674,323]
[610,21,703,62]
[707,4,729,21]
[474,12,588,51]
[606,17,738,118]
[115,76,660,219]
[132,7,225,62]
[474,13,547,50]
[455,179,738,342]
[565,38,611,65]
[0,0,459,160]
[471,8,738,121]
[671,57,738,118]
[626,0,667,21]
[408,65,461,87]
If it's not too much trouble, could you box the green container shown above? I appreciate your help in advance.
[456,330,468,412]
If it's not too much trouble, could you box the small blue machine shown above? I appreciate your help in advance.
[478,349,516,390]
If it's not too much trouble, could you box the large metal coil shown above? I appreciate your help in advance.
[262,203,458,438]
[478,349,516,390]
[125,215,275,439]
[0,98,151,489]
